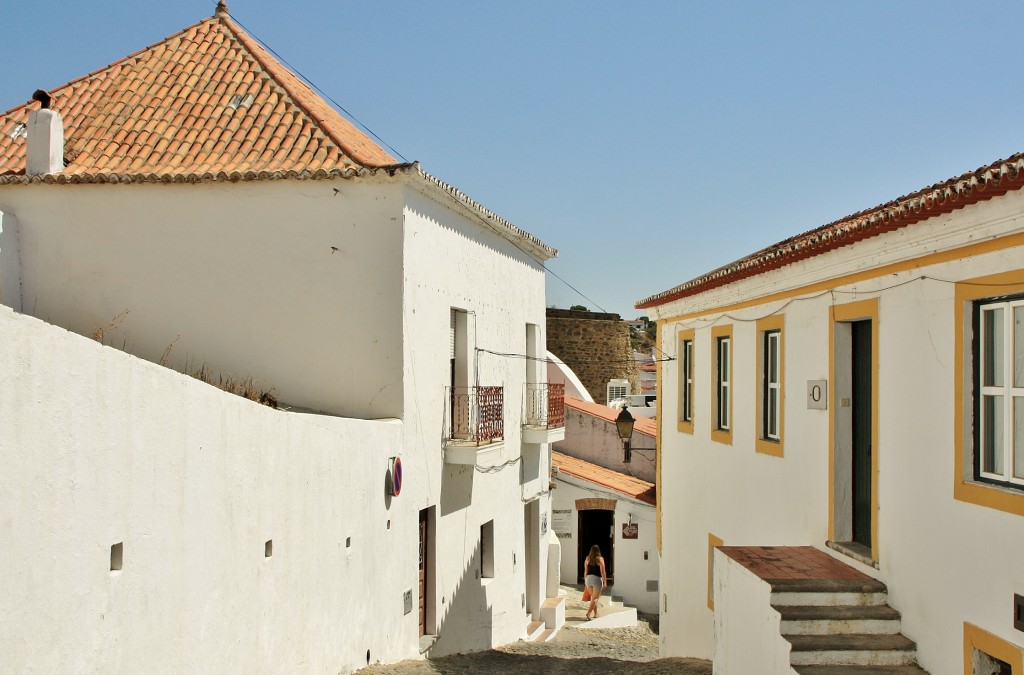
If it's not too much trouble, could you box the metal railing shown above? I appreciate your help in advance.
[524,382,565,429]
[444,386,504,445]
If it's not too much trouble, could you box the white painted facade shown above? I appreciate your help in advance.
[546,351,594,402]
[552,475,659,613]
[554,406,656,483]
[713,551,792,674]
[648,188,1024,672]
[0,170,559,670]
[0,305,408,673]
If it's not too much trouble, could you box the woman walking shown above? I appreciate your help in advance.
[583,544,607,620]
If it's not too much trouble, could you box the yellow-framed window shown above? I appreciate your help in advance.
[756,315,784,457]
[954,270,1024,517]
[711,324,733,445]
[678,328,695,434]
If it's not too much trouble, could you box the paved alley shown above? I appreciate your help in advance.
[355,612,711,675]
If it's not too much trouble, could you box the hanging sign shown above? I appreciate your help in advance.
[622,523,639,539]
[552,509,573,534]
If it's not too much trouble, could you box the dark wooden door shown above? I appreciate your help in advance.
[851,320,872,548]
[418,509,428,636]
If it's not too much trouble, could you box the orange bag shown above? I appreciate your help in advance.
[582,587,592,602]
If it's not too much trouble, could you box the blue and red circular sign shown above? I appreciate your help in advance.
[389,456,403,496]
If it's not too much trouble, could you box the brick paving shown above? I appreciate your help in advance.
[718,545,871,582]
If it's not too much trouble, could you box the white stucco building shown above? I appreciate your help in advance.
[0,4,566,673]
[639,153,1024,673]
[550,397,659,613]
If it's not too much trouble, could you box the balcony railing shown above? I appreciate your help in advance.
[524,382,565,429]
[444,386,504,446]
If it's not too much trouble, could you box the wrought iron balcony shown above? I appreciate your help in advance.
[524,383,565,428]
[522,382,566,444]
[444,385,505,449]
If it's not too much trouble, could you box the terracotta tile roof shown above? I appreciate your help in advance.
[637,362,657,373]
[637,152,1024,309]
[565,396,657,438]
[0,3,395,180]
[552,450,656,505]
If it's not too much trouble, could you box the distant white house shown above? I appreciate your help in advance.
[550,396,659,613]
[638,153,1024,672]
[0,4,565,673]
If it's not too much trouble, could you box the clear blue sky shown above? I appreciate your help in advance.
[4,1,1023,317]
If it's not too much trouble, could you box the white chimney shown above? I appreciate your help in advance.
[26,108,64,175]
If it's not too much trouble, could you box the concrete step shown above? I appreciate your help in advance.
[786,633,918,667]
[525,620,545,641]
[771,579,888,608]
[531,627,555,643]
[776,604,901,635]
[539,596,565,635]
[794,666,929,674]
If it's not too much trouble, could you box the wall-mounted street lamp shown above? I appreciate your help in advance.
[615,405,635,463]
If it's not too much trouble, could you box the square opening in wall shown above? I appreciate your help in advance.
[110,542,123,572]
[265,540,273,558]
[480,520,494,579]
[973,648,1012,675]
[1015,594,1024,632]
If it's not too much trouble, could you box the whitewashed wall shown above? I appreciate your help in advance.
[0,180,405,420]
[0,174,557,661]
[552,476,659,613]
[399,186,553,655]
[554,408,656,483]
[652,190,1024,671]
[0,305,419,674]
[713,551,792,674]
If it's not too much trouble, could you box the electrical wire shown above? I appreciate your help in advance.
[476,348,675,364]
[213,2,670,353]
[670,272,1002,331]
[212,2,409,163]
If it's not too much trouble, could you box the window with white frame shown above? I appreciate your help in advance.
[680,337,694,424]
[716,335,730,431]
[976,297,1024,489]
[763,330,781,441]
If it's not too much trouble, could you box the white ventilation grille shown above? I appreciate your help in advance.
[607,379,629,405]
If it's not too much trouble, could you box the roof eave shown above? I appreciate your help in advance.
[636,152,1024,310]
[405,165,558,261]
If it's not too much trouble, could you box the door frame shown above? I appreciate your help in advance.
[418,507,436,637]
[576,507,615,586]
[829,298,880,564]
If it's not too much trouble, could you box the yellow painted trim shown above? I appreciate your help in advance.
[953,269,1024,517]
[710,324,733,446]
[656,320,663,555]
[660,232,1024,326]
[755,314,785,458]
[828,298,880,563]
[707,532,723,611]
[963,622,1023,674]
[677,328,695,435]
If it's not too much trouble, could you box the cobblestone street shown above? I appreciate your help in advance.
[355,615,711,674]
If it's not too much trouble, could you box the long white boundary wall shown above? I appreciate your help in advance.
[0,306,416,674]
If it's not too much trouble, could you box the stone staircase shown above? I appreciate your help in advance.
[559,584,638,630]
[770,578,928,673]
[524,595,565,643]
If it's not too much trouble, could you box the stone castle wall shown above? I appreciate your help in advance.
[546,309,639,404]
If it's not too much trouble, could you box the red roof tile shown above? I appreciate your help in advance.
[565,396,657,438]
[0,5,395,180]
[552,450,656,505]
[637,153,1024,309]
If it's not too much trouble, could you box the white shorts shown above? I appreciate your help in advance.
[585,574,602,590]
